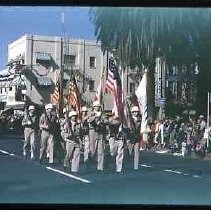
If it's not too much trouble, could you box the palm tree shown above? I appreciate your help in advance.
[89,7,211,114]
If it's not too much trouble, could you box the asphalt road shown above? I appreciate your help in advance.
[1,136,211,205]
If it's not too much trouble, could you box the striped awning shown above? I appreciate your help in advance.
[36,52,51,61]
[37,76,52,86]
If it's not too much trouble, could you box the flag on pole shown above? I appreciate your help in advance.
[51,80,60,106]
[95,67,104,104]
[135,70,148,133]
[67,74,82,120]
[105,57,124,122]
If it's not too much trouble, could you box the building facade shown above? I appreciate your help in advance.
[6,34,117,109]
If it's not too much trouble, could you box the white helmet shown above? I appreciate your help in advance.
[68,111,77,118]
[96,111,102,117]
[81,106,88,112]
[93,101,101,107]
[28,105,35,111]
[45,103,53,110]
[131,106,139,112]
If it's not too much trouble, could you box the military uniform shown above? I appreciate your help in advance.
[62,111,82,173]
[109,117,125,172]
[39,104,59,164]
[22,106,39,159]
[130,106,142,170]
[81,107,90,162]
[95,112,108,171]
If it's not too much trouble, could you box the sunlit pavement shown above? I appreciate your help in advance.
[1,136,211,205]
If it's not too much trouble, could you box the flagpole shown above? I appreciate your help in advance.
[59,12,65,117]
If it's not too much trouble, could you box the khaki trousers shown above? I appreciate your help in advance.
[40,130,54,164]
[83,135,90,162]
[95,137,104,171]
[23,127,37,158]
[113,140,124,172]
[89,129,97,157]
[63,140,80,172]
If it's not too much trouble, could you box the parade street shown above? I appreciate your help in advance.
[0,136,211,205]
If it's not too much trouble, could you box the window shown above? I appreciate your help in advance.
[0,88,2,94]
[9,87,12,91]
[90,57,96,68]
[64,55,76,67]
[129,82,135,94]
[89,80,95,92]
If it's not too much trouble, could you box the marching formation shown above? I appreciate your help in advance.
[21,101,144,174]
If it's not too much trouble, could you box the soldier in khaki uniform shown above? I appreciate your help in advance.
[22,105,39,160]
[87,101,101,158]
[39,103,58,164]
[130,106,142,170]
[81,106,90,163]
[94,110,109,171]
[62,111,82,173]
[108,114,125,173]
[60,108,69,132]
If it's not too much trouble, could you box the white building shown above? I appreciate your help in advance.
[4,34,139,111]
[6,34,113,107]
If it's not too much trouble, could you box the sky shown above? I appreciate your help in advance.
[0,6,96,70]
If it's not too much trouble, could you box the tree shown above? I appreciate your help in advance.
[89,8,211,114]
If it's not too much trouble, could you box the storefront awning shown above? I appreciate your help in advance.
[37,76,52,86]
[36,52,51,61]
[6,101,25,110]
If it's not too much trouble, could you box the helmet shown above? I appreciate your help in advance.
[131,106,139,112]
[93,101,101,107]
[199,115,204,119]
[68,111,77,118]
[45,103,53,110]
[63,108,67,113]
[28,105,35,111]
[96,111,102,117]
[82,106,88,112]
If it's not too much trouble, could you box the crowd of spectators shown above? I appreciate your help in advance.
[146,114,209,158]
[0,113,24,136]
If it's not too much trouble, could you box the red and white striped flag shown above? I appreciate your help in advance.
[67,75,82,120]
[51,80,60,106]
[105,57,123,122]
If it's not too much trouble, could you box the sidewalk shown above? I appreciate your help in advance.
[154,147,211,162]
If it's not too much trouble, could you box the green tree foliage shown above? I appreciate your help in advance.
[89,7,211,113]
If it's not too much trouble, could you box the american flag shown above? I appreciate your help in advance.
[67,74,82,120]
[105,57,124,122]
[51,80,60,105]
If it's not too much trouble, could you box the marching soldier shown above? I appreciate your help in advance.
[130,106,142,170]
[22,105,39,159]
[87,101,101,158]
[62,111,82,173]
[39,103,59,164]
[95,110,109,171]
[87,101,108,171]
[108,114,125,173]
[81,106,90,163]
[60,107,69,132]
